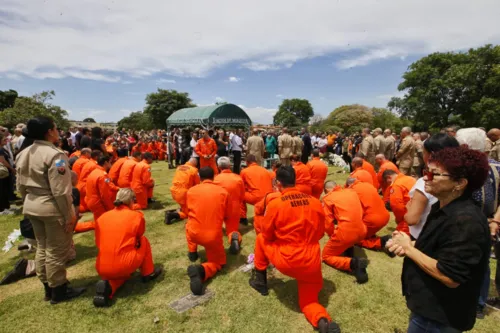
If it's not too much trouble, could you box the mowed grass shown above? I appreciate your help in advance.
[0,164,498,333]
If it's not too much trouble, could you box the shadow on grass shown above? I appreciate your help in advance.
[148,201,166,210]
[67,243,98,267]
[271,278,337,313]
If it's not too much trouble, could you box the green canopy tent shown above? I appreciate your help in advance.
[166,104,252,129]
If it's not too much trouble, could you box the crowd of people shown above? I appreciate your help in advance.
[1,117,500,333]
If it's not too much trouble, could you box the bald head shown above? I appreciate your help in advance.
[375,154,386,166]
[488,128,500,142]
[81,148,91,157]
[282,128,288,134]
[252,129,259,136]
[362,128,371,136]
[188,157,198,166]
[352,157,363,168]
[324,180,337,193]
[345,177,357,187]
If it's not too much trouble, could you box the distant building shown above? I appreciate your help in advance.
[69,120,118,131]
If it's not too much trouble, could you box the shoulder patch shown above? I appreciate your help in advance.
[105,178,111,183]
[55,159,66,175]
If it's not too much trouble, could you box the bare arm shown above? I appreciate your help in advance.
[405,190,429,226]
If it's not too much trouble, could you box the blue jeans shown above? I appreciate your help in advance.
[478,257,491,307]
[407,313,462,333]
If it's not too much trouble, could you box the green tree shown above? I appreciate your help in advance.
[371,107,412,133]
[0,90,69,130]
[82,118,96,123]
[0,89,18,111]
[324,104,373,134]
[117,111,154,131]
[273,98,314,128]
[144,89,195,129]
[388,44,500,129]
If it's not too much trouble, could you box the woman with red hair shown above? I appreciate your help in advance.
[387,146,490,333]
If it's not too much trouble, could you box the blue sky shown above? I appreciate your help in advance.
[1,0,499,124]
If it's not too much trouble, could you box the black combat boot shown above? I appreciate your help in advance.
[318,317,342,333]
[239,218,248,226]
[165,211,180,225]
[350,257,369,284]
[187,265,205,296]
[50,283,86,305]
[43,282,52,301]
[229,233,241,255]
[93,280,112,307]
[249,268,269,296]
[188,251,199,262]
[142,266,164,283]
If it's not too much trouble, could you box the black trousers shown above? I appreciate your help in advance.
[342,153,352,172]
[233,151,242,174]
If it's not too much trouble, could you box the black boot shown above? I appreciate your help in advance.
[188,251,199,262]
[93,280,112,308]
[249,268,269,296]
[142,266,164,283]
[350,257,369,284]
[50,283,86,305]
[341,246,354,257]
[148,198,156,204]
[43,282,52,301]
[318,317,341,333]
[187,265,205,296]
[165,211,180,225]
[239,218,248,226]
[380,235,396,258]
[0,258,28,285]
[229,233,240,255]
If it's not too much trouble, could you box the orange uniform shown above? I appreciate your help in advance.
[254,188,331,328]
[293,162,313,195]
[72,155,90,180]
[377,160,400,201]
[170,162,200,220]
[213,169,245,243]
[253,192,280,234]
[322,186,367,271]
[186,180,230,280]
[85,166,119,221]
[350,168,374,186]
[106,146,118,164]
[117,159,138,188]
[95,206,155,297]
[361,160,379,189]
[388,174,416,236]
[77,159,98,212]
[131,160,154,209]
[348,179,390,250]
[147,142,158,159]
[108,157,128,185]
[157,142,166,161]
[70,150,81,158]
[240,162,274,218]
[194,138,218,175]
[307,157,328,199]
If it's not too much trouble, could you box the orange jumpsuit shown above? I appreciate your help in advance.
[106,146,118,164]
[147,142,157,159]
[131,160,154,209]
[254,187,331,328]
[348,180,390,250]
[253,192,280,234]
[307,157,328,199]
[72,155,90,180]
[350,168,374,186]
[70,150,81,159]
[117,159,138,188]
[194,138,218,175]
[170,162,200,220]
[157,142,166,161]
[186,180,230,280]
[361,160,379,189]
[388,174,416,236]
[77,160,98,212]
[377,160,400,202]
[240,162,274,218]
[108,157,128,185]
[95,206,154,297]
[213,169,245,243]
[322,186,366,272]
[293,162,313,195]
[85,166,119,221]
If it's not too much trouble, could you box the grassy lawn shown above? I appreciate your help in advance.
[0,164,498,333]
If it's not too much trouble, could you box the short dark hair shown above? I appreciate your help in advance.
[199,167,214,181]
[143,152,153,160]
[423,133,459,153]
[276,166,296,187]
[132,151,142,158]
[98,156,110,166]
[26,116,55,140]
[91,127,103,139]
[290,154,300,162]
[91,150,102,159]
[117,149,128,158]
[82,128,90,135]
[382,169,398,179]
[246,154,256,163]
[312,149,320,157]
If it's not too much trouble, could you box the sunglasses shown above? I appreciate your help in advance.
[423,169,451,181]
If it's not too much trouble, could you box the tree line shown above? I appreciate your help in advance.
[1,44,498,132]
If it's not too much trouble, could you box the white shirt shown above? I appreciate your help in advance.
[190,138,198,157]
[70,131,78,144]
[231,134,243,151]
[311,135,318,146]
[317,138,327,148]
[409,177,438,239]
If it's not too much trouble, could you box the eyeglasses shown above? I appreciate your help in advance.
[423,170,451,181]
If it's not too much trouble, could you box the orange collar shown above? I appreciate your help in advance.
[221,169,232,174]
[281,187,298,194]
[202,180,214,184]
[313,157,320,161]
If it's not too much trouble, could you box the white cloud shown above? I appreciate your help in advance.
[156,78,176,84]
[214,96,225,103]
[238,105,277,125]
[0,0,499,80]
[227,76,240,82]
[276,94,284,98]
[5,73,22,80]
[122,80,133,84]
[376,91,406,102]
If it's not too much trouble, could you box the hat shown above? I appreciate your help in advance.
[374,128,382,133]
